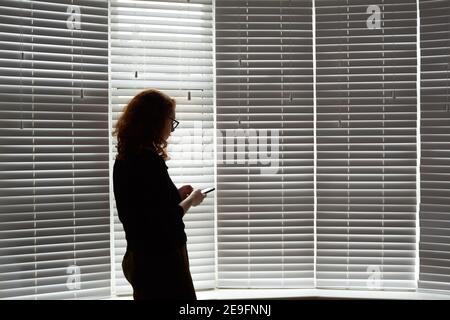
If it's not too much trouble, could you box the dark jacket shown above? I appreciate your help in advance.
[112,149,196,300]
[113,149,187,252]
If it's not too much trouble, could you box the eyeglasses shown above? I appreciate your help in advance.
[169,117,179,132]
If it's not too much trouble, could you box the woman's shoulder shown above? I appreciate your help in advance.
[114,150,167,169]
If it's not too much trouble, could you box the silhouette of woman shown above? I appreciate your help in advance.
[112,89,206,300]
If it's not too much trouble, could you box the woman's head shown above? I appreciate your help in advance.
[113,88,176,160]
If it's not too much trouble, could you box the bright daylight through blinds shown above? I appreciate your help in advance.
[315,0,418,290]
[0,0,110,299]
[2,0,450,300]
[215,0,315,288]
[109,0,216,295]
[419,0,450,293]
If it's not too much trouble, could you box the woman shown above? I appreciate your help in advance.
[112,88,206,300]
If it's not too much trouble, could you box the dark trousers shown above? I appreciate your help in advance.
[122,244,197,300]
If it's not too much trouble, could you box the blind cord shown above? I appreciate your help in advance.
[31,0,37,298]
[70,0,77,299]
[345,0,350,287]
[280,0,285,287]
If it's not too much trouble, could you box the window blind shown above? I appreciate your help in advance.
[215,0,315,288]
[109,0,216,295]
[0,0,110,299]
[315,0,418,290]
[419,0,450,293]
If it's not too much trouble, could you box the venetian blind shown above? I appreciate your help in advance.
[0,0,111,299]
[315,0,418,290]
[215,0,315,288]
[419,0,450,293]
[109,0,216,295]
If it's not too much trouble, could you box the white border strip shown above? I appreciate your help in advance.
[109,288,450,300]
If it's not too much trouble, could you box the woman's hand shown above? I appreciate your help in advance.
[187,189,207,207]
[178,185,193,200]
[179,189,206,215]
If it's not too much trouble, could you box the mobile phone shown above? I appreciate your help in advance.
[201,187,215,194]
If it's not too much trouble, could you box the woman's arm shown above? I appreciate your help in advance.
[138,157,206,247]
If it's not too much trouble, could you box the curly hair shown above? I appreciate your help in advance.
[113,88,176,161]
